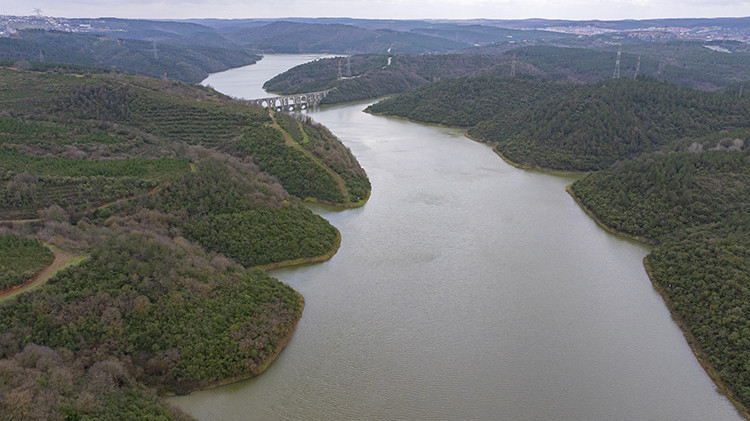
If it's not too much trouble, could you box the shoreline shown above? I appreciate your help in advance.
[165,292,306,397]
[302,187,371,209]
[367,109,582,175]
[476,135,584,176]
[364,108,469,129]
[366,108,587,178]
[165,200,346,396]
[490,145,542,171]
[368,107,749,419]
[465,131,542,172]
[643,260,750,421]
[567,185,750,420]
[167,172,351,397]
[250,226,342,272]
[565,185,657,246]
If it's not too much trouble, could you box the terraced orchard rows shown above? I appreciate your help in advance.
[0,65,369,419]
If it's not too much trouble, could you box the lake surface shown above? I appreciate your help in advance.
[202,53,335,100]
[170,55,743,420]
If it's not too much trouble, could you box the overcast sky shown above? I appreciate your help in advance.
[2,0,749,21]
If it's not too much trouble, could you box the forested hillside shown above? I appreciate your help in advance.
[0,30,259,83]
[366,75,569,126]
[69,18,241,49]
[265,41,750,105]
[569,149,750,414]
[218,21,469,54]
[598,41,750,90]
[467,42,750,90]
[264,53,516,104]
[0,65,369,418]
[369,76,750,170]
[476,78,750,170]
[0,67,368,206]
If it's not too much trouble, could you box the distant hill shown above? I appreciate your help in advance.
[520,39,750,90]
[69,17,240,49]
[266,40,750,106]
[0,30,258,83]
[9,17,564,56]
[188,16,750,34]
[449,16,750,31]
[5,16,748,80]
[189,18,449,32]
[409,23,571,44]
[222,21,470,54]
[263,53,517,104]
[260,47,622,104]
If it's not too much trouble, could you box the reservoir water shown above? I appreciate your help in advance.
[171,55,743,420]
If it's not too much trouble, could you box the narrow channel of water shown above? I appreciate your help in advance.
[170,55,742,420]
[202,53,335,100]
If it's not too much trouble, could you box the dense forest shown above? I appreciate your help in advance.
[366,74,569,127]
[265,41,750,105]
[369,76,750,170]
[474,77,750,170]
[264,53,516,104]
[569,150,750,413]
[0,30,259,83]
[0,65,369,418]
[0,343,192,420]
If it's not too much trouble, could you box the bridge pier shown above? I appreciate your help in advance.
[247,90,331,111]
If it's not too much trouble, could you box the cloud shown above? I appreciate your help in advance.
[3,0,750,20]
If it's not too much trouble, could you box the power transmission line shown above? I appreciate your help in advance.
[634,53,641,79]
[612,44,622,79]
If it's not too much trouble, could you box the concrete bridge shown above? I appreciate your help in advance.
[247,90,331,111]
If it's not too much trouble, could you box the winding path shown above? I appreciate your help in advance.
[269,111,349,199]
[0,180,172,226]
[0,246,79,301]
